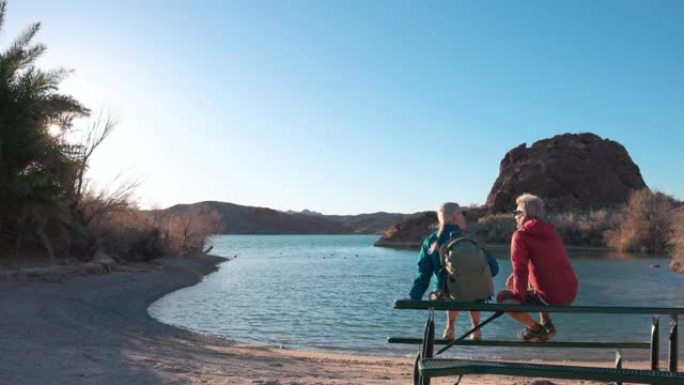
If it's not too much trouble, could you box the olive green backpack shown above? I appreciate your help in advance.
[439,237,493,302]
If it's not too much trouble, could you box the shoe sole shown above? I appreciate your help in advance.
[519,332,551,342]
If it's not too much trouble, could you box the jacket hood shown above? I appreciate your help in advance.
[519,218,554,239]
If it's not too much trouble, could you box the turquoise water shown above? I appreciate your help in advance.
[149,234,684,360]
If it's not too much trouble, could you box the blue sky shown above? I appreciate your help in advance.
[5,1,684,214]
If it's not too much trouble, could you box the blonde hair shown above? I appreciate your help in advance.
[428,202,461,254]
[515,193,545,219]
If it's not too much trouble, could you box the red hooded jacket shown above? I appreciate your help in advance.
[510,219,578,305]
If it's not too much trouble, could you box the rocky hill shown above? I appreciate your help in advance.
[154,201,407,234]
[373,133,649,248]
[487,133,647,213]
[373,211,437,248]
[328,212,409,234]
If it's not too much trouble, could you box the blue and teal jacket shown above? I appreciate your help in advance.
[409,224,499,300]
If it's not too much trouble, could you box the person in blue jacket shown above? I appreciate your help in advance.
[409,202,499,340]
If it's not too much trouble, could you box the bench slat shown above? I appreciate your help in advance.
[387,337,650,349]
[419,358,684,385]
[394,300,684,314]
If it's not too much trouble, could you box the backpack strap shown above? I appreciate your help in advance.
[442,237,485,259]
[440,237,482,271]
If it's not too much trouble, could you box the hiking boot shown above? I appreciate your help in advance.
[442,327,454,340]
[469,329,482,341]
[518,324,550,342]
[543,320,556,339]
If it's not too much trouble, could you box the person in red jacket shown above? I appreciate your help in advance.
[496,193,578,342]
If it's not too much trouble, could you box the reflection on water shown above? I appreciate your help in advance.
[149,235,684,360]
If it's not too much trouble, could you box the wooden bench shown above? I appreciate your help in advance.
[393,300,684,385]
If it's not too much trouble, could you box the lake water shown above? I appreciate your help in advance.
[149,234,684,360]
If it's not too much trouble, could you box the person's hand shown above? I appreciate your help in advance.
[429,290,445,301]
[505,274,514,289]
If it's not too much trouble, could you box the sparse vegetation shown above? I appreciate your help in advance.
[469,190,684,272]
[668,208,684,272]
[605,189,676,254]
[470,209,620,248]
[0,1,218,263]
[466,195,681,254]
[153,208,221,256]
[469,213,516,244]
[550,209,619,248]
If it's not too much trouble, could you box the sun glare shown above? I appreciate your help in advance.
[47,124,62,137]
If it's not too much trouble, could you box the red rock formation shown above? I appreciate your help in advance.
[486,133,647,213]
[373,211,437,248]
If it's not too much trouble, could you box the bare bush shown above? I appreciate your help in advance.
[550,209,619,247]
[95,207,164,261]
[469,209,618,248]
[470,213,517,244]
[606,189,676,253]
[669,208,684,272]
[158,209,221,256]
[74,193,221,261]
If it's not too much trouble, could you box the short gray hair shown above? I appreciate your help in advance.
[515,193,545,218]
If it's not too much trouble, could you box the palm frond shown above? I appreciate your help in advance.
[42,93,90,117]
[0,1,6,36]
[2,22,40,58]
[20,43,46,66]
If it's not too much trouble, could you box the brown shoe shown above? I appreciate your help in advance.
[519,324,550,342]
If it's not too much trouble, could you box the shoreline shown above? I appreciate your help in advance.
[0,255,678,385]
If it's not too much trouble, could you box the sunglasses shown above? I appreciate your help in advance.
[514,210,525,217]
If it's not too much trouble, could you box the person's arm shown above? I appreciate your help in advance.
[510,232,530,302]
[409,238,435,300]
[484,249,499,277]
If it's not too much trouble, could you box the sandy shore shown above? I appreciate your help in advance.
[0,255,672,385]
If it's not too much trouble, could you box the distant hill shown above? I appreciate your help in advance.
[153,201,408,234]
[327,212,409,234]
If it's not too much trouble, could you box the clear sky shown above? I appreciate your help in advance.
[5,1,684,214]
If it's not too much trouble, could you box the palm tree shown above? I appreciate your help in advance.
[0,0,89,259]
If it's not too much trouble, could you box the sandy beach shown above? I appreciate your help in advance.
[0,255,672,385]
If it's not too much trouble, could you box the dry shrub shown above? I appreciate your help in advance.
[157,209,221,256]
[88,206,221,261]
[550,209,619,247]
[96,208,164,261]
[73,183,221,261]
[70,184,161,261]
[606,189,676,253]
[470,213,517,244]
[669,209,684,272]
[470,209,616,248]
